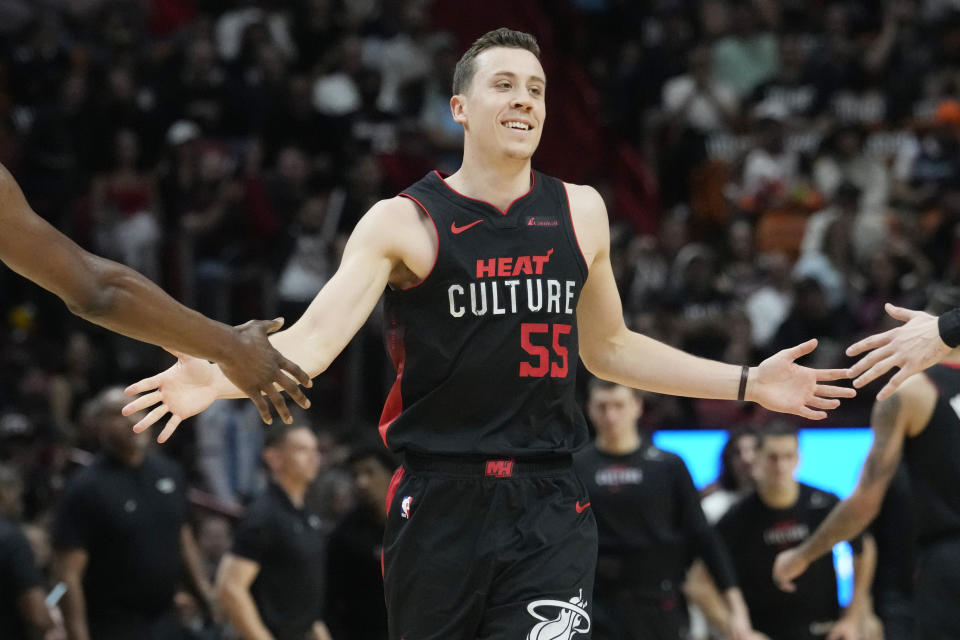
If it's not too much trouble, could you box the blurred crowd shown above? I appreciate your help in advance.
[1,0,960,637]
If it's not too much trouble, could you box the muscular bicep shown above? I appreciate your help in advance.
[270,197,433,376]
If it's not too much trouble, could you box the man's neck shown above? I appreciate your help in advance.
[446,151,532,211]
[595,433,642,455]
[757,481,800,509]
[275,476,307,508]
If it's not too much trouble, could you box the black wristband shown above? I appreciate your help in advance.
[737,365,749,402]
[939,308,960,349]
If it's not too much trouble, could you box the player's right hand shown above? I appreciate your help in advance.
[218,318,312,425]
[123,353,221,443]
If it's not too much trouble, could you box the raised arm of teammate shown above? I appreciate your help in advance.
[771,373,931,592]
[846,303,957,400]
[0,163,310,424]
[122,183,854,441]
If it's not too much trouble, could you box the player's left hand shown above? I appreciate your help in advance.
[772,547,809,593]
[750,339,856,419]
[827,614,862,640]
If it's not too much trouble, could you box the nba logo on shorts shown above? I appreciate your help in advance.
[526,590,591,640]
[400,496,412,519]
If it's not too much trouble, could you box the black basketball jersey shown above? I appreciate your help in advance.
[904,363,960,544]
[378,170,589,456]
[573,443,737,595]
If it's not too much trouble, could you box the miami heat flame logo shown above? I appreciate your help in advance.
[525,590,591,640]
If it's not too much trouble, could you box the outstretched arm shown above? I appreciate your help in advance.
[124,197,432,441]
[570,184,854,418]
[772,374,931,591]
[0,163,310,423]
[847,304,956,400]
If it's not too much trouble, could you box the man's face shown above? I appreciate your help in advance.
[588,386,641,442]
[273,427,321,485]
[353,457,393,510]
[754,434,799,493]
[99,393,150,461]
[732,434,758,486]
[453,46,546,161]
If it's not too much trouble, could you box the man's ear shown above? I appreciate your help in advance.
[451,94,467,125]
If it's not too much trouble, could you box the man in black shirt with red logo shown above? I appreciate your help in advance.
[574,381,755,640]
[775,291,960,639]
[126,28,855,640]
[720,422,876,640]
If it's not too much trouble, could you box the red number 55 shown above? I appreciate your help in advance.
[519,323,571,378]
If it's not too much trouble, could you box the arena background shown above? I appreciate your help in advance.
[1,0,954,638]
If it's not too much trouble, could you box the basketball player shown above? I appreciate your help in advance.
[124,29,854,639]
[774,291,960,639]
[575,380,755,640]
[0,162,310,424]
[847,302,959,400]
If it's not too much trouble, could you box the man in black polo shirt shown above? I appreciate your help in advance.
[325,447,396,640]
[217,422,330,640]
[717,422,877,640]
[574,381,754,640]
[0,464,61,640]
[52,387,213,640]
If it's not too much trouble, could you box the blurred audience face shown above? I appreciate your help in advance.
[753,433,799,495]
[588,384,642,442]
[729,433,758,489]
[96,388,150,464]
[0,465,24,518]
[197,515,232,562]
[265,426,321,488]
[352,455,393,511]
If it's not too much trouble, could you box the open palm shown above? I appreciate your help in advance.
[123,352,221,442]
[752,339,855,420]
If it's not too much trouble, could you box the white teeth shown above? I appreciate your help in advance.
[504,121,530,130]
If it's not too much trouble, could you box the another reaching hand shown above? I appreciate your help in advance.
[217,318,312,424]
[748,339,856,420]
[846,304,951,400]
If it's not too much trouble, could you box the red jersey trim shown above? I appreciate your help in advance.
[378,325,407,447]
[939,362,960,370]
[433,169,536,216]
[562,182,590,273]
[397,193,439,291]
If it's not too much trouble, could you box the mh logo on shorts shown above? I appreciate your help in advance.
[526,589,591,640]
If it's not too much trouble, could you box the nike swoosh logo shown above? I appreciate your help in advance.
[575,501,590,514]
[451,219,483,234]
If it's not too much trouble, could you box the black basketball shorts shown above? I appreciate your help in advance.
[382,452,598,640]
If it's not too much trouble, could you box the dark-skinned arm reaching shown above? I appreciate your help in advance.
[0,162,309,424]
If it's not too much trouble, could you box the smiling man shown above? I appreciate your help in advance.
[124,28,854,639]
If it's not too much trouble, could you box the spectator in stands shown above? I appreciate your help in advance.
[0,464,61,640]
[53,387,213,639]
